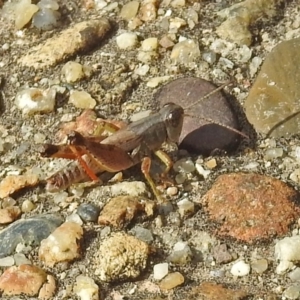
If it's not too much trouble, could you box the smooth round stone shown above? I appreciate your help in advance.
[245,38,300,137]
[77,203,100,222]
[156,77,240,155]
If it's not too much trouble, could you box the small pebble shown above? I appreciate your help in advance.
[251,258,268,274]
[120,1,140,21]
[177,198,195,217]
[0,256,15,267]
[166,186,178,196]
[264,148,284,160]
[39,222,83,267]
[21,200,36,213]
[283,285,300,300]
[230,260,250,277]
[275,236,300,262]
[205,158,217,169]
[15,88,56,116]
[61,61,85,83]
[160,272,184,290]
[167,241,192,265]
[130,226,154,243]
[14,0,39,29]
[73,275,99,300]
[170,39,200,65]
[69,90,96,109]
[195,163,211,179]
[153,263,168,280]
[14,253,31,266]
[289,268,300,282]
[77,203,100,222]
[116,32,138,49]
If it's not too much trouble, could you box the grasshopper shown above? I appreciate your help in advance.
[40,82,247,202]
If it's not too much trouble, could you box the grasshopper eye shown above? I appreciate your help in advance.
[167,107,184,128]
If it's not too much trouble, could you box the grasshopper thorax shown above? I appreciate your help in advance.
[160,102,184,143]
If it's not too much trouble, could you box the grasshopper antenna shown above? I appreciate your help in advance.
[183,81,233,110]
[184,113,249,139]
[183,80,248,139]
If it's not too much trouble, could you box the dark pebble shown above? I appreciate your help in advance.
[77,203,100,222]
[0,214,63,258]
[155,77,241,155]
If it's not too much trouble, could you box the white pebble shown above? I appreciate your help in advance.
[177,198,194,217]
[195,163,211,179]
[275,236,300,262]
[116,32,138,49]
[153,263,168,280]
[15,88,56,116]
[230,260,250,277]
[73,275,99,300]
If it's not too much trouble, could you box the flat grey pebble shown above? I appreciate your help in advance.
[0,214,63,258]
[77,203,100,222]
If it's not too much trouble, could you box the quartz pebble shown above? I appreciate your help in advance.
[32,0,61,31]
[21,200,36,213]
[153,263,168,280]
[15,88,56,116]
[69,90,96,109]
[289,268,300,282]
[61,61,85,83]
[120,1,140,21]
[167,241,192,265]
[73,275,99,300]
[230,260,250,277]
[251,259,268,274]
[116,32,138,49]
[264,148,284,160]
[14,0,39,29]
[170,39,200,65]
[177,198,195,217]
[160,272,184,290]
[283,285,300,300]
[39,221,83,267]
[275,236,300,263]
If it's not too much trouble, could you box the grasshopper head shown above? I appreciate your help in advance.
[161,102,184,143]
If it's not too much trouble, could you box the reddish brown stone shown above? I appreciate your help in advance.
[201,173,300,243]
[190,282,248,300]
[0,265,47,296]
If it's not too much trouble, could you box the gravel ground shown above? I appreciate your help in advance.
[1,0,300,299]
